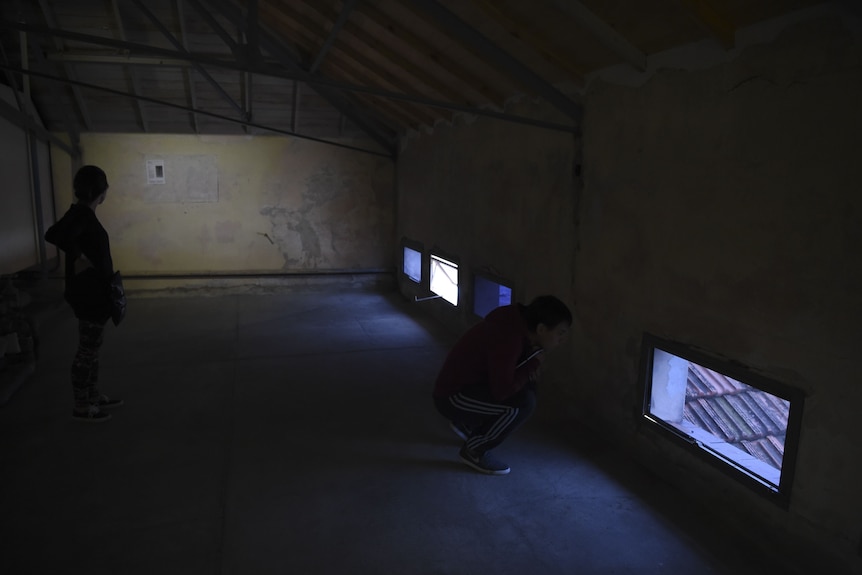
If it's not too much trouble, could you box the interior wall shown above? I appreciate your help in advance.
[396,103,579,341]
[578,11,861,573]
[0,86,54,276]
[397,7,861,575]
[50,133,395,288]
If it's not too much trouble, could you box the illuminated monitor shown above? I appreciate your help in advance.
[473,274,513,318]
[403,246,421,284]
[640,334,804,506]
[429,254,458,305]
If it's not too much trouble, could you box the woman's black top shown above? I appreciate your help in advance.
[45,204,114,322]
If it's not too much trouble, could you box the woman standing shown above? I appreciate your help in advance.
[45,165,123,422]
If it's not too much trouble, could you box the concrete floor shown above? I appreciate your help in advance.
[0,286,793,575]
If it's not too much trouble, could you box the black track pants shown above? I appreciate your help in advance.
[435,385,536,455]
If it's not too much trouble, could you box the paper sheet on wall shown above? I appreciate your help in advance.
[143,155,218,203]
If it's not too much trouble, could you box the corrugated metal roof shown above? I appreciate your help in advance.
[683,364,789,469]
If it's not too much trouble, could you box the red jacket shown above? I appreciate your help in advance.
[433,304,541,401]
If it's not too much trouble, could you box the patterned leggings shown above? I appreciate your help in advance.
[72,319,106,409]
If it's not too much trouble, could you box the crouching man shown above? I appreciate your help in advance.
[433,295,572,475]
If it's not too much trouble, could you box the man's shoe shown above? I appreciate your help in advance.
[459,446,510,475]
[94,394,124,410]
[72,405,112,423]
[449,420,472,441]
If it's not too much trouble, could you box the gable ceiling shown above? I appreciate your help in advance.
[0,0,822,158]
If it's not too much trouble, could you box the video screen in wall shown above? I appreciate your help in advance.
[473,274,512,318]
[403,246,422,283]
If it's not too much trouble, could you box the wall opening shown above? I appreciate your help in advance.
[402,245,422,284]
[429,254,458,306]
[473,274,512,318]
[640,334,804,505]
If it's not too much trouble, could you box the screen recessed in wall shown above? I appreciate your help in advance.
[641,334,804,505]
[403,246,422,283]
[473,275,512,317]
[429,254,458,305]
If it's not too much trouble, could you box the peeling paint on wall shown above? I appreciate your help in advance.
[260,206,324,268]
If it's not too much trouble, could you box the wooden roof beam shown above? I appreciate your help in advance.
[310,0,358,74]
[174,0,199,133]
[264,4,446,128]
[184,0,243,59]
[202,0,397,155]
[24,35,81,152]
[354,1,504,107]
[131,0,247,123]
[473,0,587,83]
[0,37,80,157]
[291,80,299,132]
[3,21,577,133]
[242,0,257,133]
[406,0,582,123]
[674,0,736,50]
[297,1,473,109]
[547,0,647,72]
[37,0,92,131]
[111,0,149,132]
[325,57,443,128]
[0,62,390,157]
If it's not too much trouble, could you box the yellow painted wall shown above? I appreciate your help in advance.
[51,133,394,277]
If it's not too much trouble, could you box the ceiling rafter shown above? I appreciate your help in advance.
[238,22,251,133]
[405,0,582,123]
[325,56,439,130]
[0,37,78,156]
[290,79,299,132]
[241,0,257,133]
[130,0,247,123]
[184,0,242,59]
[309,0,358,74]
[173,0,199,133]
[352,1,504,108]
[200,0,397,154]
[24,34,81,151]
[111,0,149,132]
[264,4,447,129]
[332,69,446,130]
[0,19,578,134]
[547,0,647,72]
[675,0,736,49]
[296,1,476,110]
[245,0,260,64]
[36,0,91,131]
[471,0,587,85]
[327,61,415,129]
[0,61,390,157]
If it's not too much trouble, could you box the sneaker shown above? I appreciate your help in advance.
[459,446,510,475]
[94,394,124,410]
[449,420,472,441]
[72,405,112,423]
